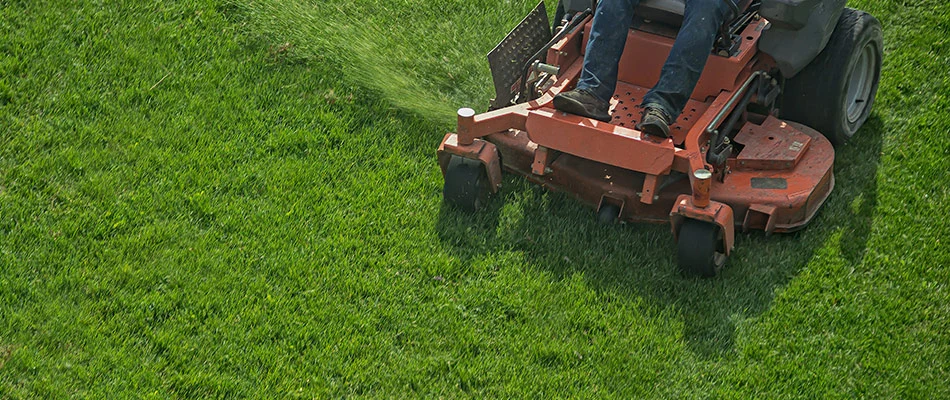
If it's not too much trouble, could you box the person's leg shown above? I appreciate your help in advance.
[577,0,641,102]
[554,0,640,121]
[641,0,735,122]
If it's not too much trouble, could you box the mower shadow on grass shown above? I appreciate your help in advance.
[434,115,883,359]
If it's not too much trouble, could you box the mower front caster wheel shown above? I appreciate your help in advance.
[677,219,727,278]
[597,203,621,225]
[442,155,492,212]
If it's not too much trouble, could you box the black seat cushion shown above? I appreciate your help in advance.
[637,0,686,26]
[636,0,753,27]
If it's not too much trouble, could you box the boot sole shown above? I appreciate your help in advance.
[637,120,671,138]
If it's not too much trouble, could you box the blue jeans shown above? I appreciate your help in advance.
[576,0,736,121]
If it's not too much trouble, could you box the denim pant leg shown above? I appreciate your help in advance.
[576,0,641,103]
[642,0,735,120]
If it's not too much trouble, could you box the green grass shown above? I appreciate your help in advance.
[1,0,948,397]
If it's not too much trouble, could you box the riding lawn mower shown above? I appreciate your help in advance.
[436,0,883,277]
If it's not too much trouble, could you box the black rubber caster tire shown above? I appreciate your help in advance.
[781,8,884,146]
[442,155,491,212]
[677,219,727,278]
[597,203,621,225]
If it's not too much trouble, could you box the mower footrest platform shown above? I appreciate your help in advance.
[734,116,813,170]
[525,108,675,176]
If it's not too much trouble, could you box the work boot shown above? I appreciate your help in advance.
[637,106,672,138]
[553,88,611,122]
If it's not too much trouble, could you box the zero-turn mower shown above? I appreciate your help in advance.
[437,0,883,277]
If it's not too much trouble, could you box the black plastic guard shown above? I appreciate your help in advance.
[487,1,552,110]
[758,0,846,77]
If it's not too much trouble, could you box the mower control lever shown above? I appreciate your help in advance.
[705,71,772,167]
[518,8,592,101]
[531,61,561,76]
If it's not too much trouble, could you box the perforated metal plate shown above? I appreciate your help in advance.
[488,1,552,109]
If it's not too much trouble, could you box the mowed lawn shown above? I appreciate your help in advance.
[1,0,948,397]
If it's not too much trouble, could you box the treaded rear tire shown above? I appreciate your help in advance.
[781,8,883,146]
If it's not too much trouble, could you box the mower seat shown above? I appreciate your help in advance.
[637,0,753,27]
[637,0,685,26]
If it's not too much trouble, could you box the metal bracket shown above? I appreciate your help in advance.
[438,133,504,193]
[670,195,735,256]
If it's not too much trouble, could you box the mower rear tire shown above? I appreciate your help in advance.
[443,155,491,213]
[781,8,883,146]
[677,219,727,278]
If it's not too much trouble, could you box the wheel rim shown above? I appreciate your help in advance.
[845,43,877,125]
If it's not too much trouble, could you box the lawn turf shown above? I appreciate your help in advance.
[1,0,948,397]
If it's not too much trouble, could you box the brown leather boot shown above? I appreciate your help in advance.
[637,106,672,138]
[553,89,611,122]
